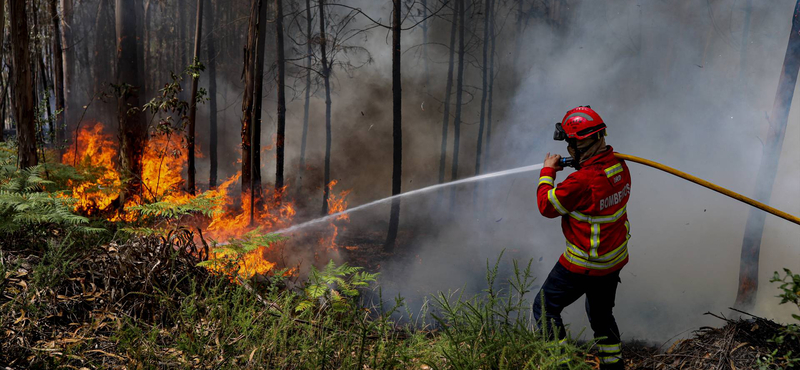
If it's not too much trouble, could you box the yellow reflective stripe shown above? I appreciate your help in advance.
[597,343,621,353]
[548,189,568,215]
[590,223,600,258]
[625,220,630,236]
[604,163,623,178]
[538,176,554,187]
[599,355,621,364]
[569,205,627,224]
[567,239,628,263]
[562,244,628,270]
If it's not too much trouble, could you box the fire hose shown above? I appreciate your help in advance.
[613,153,800,226]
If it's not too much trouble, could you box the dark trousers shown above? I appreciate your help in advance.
[533,262,624,369]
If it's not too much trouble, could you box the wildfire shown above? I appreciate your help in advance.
[60,122,123,214]
[62,122,352,279]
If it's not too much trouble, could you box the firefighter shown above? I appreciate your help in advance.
[533,106,631,370]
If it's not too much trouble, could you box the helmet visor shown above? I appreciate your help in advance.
[554,122,567,141]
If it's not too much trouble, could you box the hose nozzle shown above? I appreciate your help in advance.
[559,156,576,168]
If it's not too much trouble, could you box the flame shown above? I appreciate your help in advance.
[319,180,351,251]
[61,122,122,214]
[62,123,352,279]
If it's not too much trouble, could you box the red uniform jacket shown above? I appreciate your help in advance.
[536,147,631,276]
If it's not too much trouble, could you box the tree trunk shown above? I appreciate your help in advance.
[115,0,148,204]
[449,0,465,209]
[93,0,115,124]
[207,0,218,189]
[438,0,457,185]
[275,0,286,193]
[250,0,267,224]
[734,0,800,311]
[385,0,402,252]
[738,0,753,81]
[48,0,66,151]
[241,0,258,203]
[475,0,491,178]
[319,0,332,216]
[10,0,37,167]
[421,0,429,88]
[513,0,523,71]
[485,0,495,172]
[60,0,73,132]
[298,0,312,184]
[178,0,187,71]
[187,0,203,195]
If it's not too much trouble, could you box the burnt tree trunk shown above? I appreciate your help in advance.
[421,0,429,88]
[10,0,37,167]
[48,0,66,151]
[475,0,491,178]
[319,0,332,216]
[115,0,148,204]
[275,0,286,192]
[249,0,268,224]
[734,0,800,311]
[207,0,218,188]
[93,0,115,124]
[384,0,402,252]
[187,0,203,195]
[449,0,465,209]
[298,0,312,184]
[438,0,457,185]
[241,0,258,202]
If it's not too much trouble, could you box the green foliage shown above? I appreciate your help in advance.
[196,228,285,278]
[127,191,223,220]
[0,165,103,235]
[770,268,800,364]
[296,260,378,313]
[429,253,592,370]
[143,59,207,133]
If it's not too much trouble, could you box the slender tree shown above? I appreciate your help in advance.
[250,0,268,224]
[115,0,148,204]
[187,0,204,195]
[385,0,402,252]
[421,0,429,88]
[48,0,66,151]
[60,0,73,128]
[448,0,465,208]
[298,0,313,184]
[475,0,491,178]
[206,0,218,188]
[275,0,286,192]
[735,0,800,311]
[438,0,457,185]
[241,0,258,202]
[484,0,496,171]
[319,0,332,216]
[10,0,37,167]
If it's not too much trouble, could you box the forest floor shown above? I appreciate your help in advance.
[1,231,798,369]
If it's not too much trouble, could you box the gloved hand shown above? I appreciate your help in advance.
[544,153,564,171]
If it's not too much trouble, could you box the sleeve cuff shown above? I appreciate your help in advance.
[540,167,557,178]
[538,167,557,187]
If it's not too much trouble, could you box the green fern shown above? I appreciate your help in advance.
[296,260,378,313]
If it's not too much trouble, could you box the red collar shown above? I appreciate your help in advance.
[580,146,615,167]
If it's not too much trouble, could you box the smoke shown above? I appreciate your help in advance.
[58,0,800,343]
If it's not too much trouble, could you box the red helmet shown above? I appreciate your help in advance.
[555,106,607,141]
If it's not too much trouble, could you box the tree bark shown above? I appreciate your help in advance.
[298,0,312,184]
[60,0,73,131]
[319,0,332,216]
[207,0,218,189]
[10,0,37,167]
[275,0,286,193]
[734,0,800,311]
[93,0,115,124]
[48,0,66,151]
[384,0,402,252]
[475,0,491,178]
[421,0,429,88]
[438,0,458,185]
[449,0,465,209]
[187,0,203,195]
[250,0,267,224]
[116,0,148,204]
[241,0,258,202]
